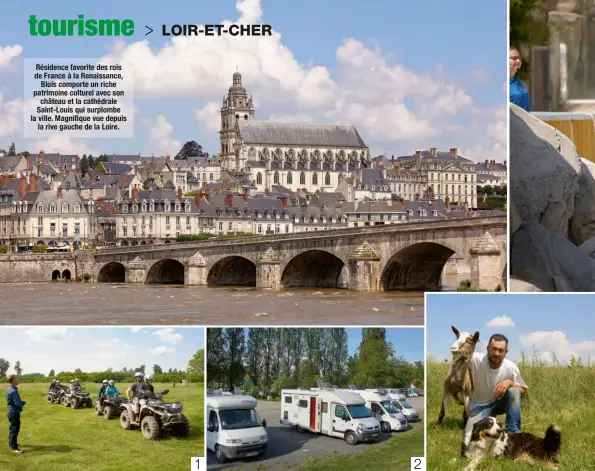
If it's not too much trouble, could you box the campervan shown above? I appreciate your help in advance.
[339,386,408,432]
[387,391,420,422]
[280,383,380,445]
[206,394,268,464]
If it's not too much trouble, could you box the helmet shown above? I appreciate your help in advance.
[102,379,108,384]
[135,372,144,379]
[70,380,74,383]
[51,379,56,384]
[74,378,79,382]
[146,375,153,381]
[108,380,115,386]
[56,380,60,385]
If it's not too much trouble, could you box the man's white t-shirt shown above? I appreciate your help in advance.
[469,352,528,409]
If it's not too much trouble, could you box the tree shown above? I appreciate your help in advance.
[187,349,204,375]
[80,155,88,177]
[74,368,82,374]
[49,369,55,377]
[224,328,245,391]
[510,0,550,80]
[122,367,128,372]
[351,333,396,388]
[0,358,9,377]
[8,142,16,156]
[137,365,146,374]
[207,329,226,385]
[14,361,22,376]
[175,141,205,160]
[153,364,163,375]
[21,151,30,158]
[87,155,95,169]
[246,329,264,385]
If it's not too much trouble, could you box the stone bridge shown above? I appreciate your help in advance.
[93,216,507,291]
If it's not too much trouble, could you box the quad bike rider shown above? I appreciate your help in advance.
[70,378,93,409]
[100,380,127,420]
[94,380,109,416]
[121,372,189,439]
[46,379,65,404]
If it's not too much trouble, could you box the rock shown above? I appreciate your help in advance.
[579,236,595,260]
[510,104,582,238]
[571,158,595,244]
[509,277,542,292]
[510,198,522,236]
[511,222,595,291]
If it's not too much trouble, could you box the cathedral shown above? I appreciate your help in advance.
[219,72,372,193]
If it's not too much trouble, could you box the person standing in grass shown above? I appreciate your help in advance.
[5,374,26,454]
[510,46,530,112]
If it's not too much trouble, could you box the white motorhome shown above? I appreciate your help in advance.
[280,383,380,445]
[206,394,268,463]
[387,391,420,422]
[340,386,408,432]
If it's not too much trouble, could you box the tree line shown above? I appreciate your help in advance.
[0,349,204,384]
[207,328,423,396]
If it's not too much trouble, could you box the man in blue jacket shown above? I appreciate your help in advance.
[5,374,26,454]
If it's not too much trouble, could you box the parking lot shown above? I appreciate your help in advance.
[207,396,424,470]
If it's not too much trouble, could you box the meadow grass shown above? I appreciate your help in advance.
[0,382,204,471]
[427,362,595,470]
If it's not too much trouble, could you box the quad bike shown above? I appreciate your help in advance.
[69,388,93,409]
[96,394,129,420]
[47,386,68,404]
[119,390,190,440]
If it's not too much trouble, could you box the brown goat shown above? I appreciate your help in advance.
[438,326,480,426]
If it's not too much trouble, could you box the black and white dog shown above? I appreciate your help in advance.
[461,416,561,471]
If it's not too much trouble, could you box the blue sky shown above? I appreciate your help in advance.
[347,328,423,363]
[0,0,506,161]
[426,294,595,365]
[0,327,204,376]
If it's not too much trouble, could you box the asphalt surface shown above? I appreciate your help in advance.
[207,396,425,470]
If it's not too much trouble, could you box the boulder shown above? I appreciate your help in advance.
[509,277,542,292]
[571,158,595,244]
[510,104,582,238]
[511,222,595,291]
[510,197,521,236]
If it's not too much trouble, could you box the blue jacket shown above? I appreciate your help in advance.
[99,385,107,399]
[105,386,120,397]
[6,385,26,414]
[510,77,530,112]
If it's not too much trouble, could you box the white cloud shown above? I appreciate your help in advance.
[194,102,222,135]
[0,45,22,69]
[487,315,515,328]
[149,346,176,356]
[268,113,313,123]
[471,68,490,83]
[143,114,181,156]
[0,94,23,138]
[519,331,595,364]
[93,338,131,350]
[130,327,141,334]
[28,135,100,156]
[154,328,183,344]
[23,327,69,344]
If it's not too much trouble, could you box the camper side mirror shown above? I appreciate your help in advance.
[261,419,267,428]
[343,416,349,421]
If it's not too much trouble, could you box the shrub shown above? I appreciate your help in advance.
[33,245,47,254]
[0,246,9,254]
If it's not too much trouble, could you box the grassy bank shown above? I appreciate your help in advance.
[427,362,595,470]
[0,382,204,471]
[299,425,424,471]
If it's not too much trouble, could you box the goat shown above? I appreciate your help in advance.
[437,326,480,426]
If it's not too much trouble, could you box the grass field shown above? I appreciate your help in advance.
[427,362,595,471]
[0,382,204,471]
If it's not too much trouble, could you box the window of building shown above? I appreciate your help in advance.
[165,203,170,212]
[62,203,68,213]
[149,203,154,212]
[132,204,138,213]
[312,173,318,185]
[142,203,147,212]
[209,173,213,181]
[37,204,43,212]
[274,172,279,184]
[325,172,330,185]
[176,216,180,226]
[165,216,170,225]
[185,202,190,212]
[287,172,292,184]
[219,222,223,231]
[256,173,262,185]
[300,172,305,185]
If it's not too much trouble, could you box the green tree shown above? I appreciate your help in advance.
[137,365,146,374]
[510,0,550,80]
[74,368,82,374]
[187,349,204,375]
[49,369,55,377]
[0,358,9,377]
[297,359,318,388]
[246,329,264,385]
[351,333,396,388]
[153,364,163,375]
[207,328,226,386]
[224,328,245,391]
[80,155,88,177]
[7,143,16,156]
[14,361,22,376]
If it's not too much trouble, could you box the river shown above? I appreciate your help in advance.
[0,275,464,325]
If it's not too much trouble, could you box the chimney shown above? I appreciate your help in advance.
[222,179,228,192]
[242,193,249,203]
[109,205,115,217]
[204,190,210,202]
[39,150,45,162]
[29,173,37,192]
[194,192,201,208]
[445,196,450,210]
[57,186,63,199]
[415,151,421,170]
[36,161,41,176]
[112,153,116,160]
[26,155,31,171]
[177,186,183,201]
[430,147,437,156]
[391,155,395,164]
[121,172,127,193]
[396,164,401,175]
[225,193,233,208]
[134,165,138,176]
[485,159,489,170]
[132,186,139,201]
[20,176,27,197]
[279,196,288,208]
[166,154,171,164]
[450,148,457,158]
[1,174,8,188]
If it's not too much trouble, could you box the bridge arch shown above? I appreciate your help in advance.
[146,259,184,284]
[51,270,61,281]
[281,250,346,288]
[98,262,126,283]
[62,269,71,280]
[207,256,256,286]
[381,242,456,291]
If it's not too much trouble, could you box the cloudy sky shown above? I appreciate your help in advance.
[0,0,506,161]
[426,294,595,365]
[0,327,204,376]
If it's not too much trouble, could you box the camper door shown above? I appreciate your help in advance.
[206,408,219,451]
[331,403,349,437]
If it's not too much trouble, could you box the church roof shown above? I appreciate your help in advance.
[237,121,368,148]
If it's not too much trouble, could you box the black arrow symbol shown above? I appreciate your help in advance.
[145,25,153,36]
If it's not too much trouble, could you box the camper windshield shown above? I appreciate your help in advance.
[219,409,262,430]
[401,399,413,409]
[346,404,372,419]
[380,400,398,413]
[391,400,402,411]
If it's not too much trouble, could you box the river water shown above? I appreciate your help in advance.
[0,275,461,326]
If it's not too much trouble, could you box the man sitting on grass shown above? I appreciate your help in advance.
[463,334,528,453]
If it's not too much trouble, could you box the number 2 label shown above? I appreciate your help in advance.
[411,457,426,471]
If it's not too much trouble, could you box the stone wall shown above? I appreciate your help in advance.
[0,254,76,283]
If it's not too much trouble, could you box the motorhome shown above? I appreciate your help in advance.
[340,386,408,432]
[387,391,420,422]
[280,382,380,445]
[206,394,268,464]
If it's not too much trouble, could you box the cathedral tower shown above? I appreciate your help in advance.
[219,71,255,170]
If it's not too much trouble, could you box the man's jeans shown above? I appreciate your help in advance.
[7,412,20,450]
[469,387,522,433]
